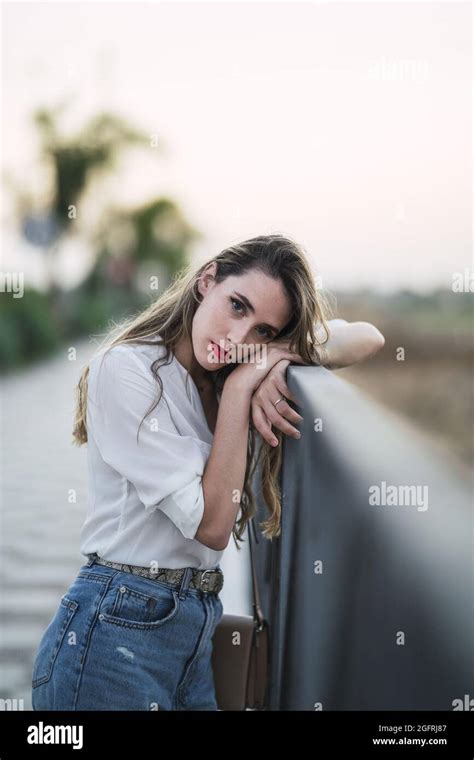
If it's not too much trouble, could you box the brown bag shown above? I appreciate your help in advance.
[211,518,270,711]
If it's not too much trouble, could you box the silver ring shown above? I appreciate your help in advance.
[274,396,285,407]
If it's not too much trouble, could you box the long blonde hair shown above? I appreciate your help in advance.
[72,233,333,548]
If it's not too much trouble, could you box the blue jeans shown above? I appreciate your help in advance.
[31,560,224,710]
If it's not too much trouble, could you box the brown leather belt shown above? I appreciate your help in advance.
[86,553,224,595]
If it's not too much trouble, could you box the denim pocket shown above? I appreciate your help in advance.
[32,595,79,688]
[98,581,180,630]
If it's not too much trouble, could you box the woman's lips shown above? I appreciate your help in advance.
[209,340,228,361]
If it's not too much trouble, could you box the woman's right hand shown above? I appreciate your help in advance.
[225,341,308,397]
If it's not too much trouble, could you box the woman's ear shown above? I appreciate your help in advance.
[197,262,218,298]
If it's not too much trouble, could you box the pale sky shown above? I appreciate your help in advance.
[1,1,472,293]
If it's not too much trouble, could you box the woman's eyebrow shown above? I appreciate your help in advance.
[233,291,279,334]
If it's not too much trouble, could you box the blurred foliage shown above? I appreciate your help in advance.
[34,107,150,231]
[58,278,149,340]
[0,283,151,372]
[0,289,62,369]
[92,197,201,280]
[2,106,202,372]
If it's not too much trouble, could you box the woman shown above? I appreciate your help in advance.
[31,233,384,711]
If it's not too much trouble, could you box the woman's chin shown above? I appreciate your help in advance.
[204,357,222,372]
[196,349,220,372]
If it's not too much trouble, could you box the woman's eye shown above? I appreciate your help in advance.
[230,298,271,339]
[230,297,243,314]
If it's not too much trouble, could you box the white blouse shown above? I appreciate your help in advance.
[79,334,225,570]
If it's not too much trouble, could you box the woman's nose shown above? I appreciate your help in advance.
[225,329,251,350]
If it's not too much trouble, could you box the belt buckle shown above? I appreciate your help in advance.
[199,569,213,593]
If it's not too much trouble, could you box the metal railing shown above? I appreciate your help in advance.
[253,365,473,710]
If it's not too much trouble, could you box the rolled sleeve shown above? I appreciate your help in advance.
[157,478,205,540]
[87,345,209,540]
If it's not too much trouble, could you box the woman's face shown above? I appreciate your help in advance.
[193,263,293,371]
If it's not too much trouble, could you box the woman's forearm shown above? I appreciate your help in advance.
[196,376,252,551]
[195,318,385,550]
[316,319,385,369]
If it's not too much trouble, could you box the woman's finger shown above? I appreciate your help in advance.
[261,389,302,425]
[265,361,297,403]
[260,368,303,419]
[270,372,301,411]
[251,402,277,446]
[263,399,302,439]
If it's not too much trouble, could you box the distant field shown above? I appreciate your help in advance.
[339,359,472,468]
[331,291,473,468]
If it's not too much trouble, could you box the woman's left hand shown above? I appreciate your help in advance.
[250,359,303,447]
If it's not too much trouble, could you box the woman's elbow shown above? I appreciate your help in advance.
[194,522,229,551]
[365,323,385,357]
[209,535,230,551]
[372,325,385,352]
[198,535,229,552]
